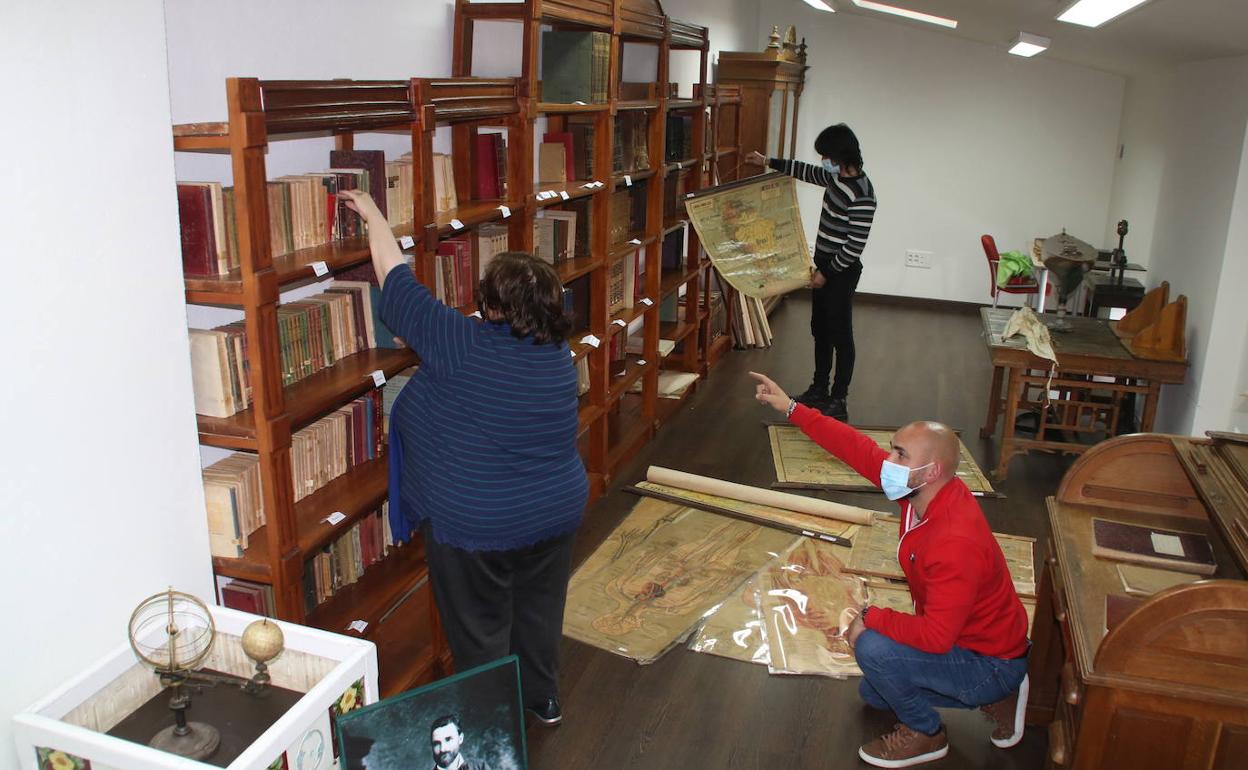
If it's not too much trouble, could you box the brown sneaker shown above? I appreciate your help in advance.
[858,723,948,767]
[980,673,1029,748]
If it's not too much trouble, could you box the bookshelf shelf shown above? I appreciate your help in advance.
[660,265,702,298]
[606,393,650,469]
[372,579,441,697]
[196,347,419,448]
[608,355,651,402]
[534,181,598,206]
[432,200,512,235]
[537,101,610,114]
[617,99,661,112]
[608,303,650,336]
[659,319,698,345]
[558,255,604,283]
[609,235,655,260]
[612,168,657,186]
[655,386,695,424]
[568,331,597,362]
[306,539,430,636]
[662,218,688,235]
[578,402,604,433]
[666,98,702,112]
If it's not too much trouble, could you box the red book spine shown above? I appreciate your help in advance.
[177,184,217,276]
[474,134,499,199]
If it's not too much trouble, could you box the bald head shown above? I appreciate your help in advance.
[892,421,960,481]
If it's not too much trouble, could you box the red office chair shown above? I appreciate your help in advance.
[983,234,1050,308]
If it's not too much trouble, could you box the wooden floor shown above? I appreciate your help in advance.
[527,292,1068,769]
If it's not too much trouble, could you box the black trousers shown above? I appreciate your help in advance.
[422,520,576,705]
[811,264,862,399]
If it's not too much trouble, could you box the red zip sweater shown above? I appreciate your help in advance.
[791,405,1029,658]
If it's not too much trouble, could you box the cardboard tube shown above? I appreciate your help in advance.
[646,466,876,526]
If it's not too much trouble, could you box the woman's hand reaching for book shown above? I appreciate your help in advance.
[338,189,386,225]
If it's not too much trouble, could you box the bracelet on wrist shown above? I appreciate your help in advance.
[785,399,798,418]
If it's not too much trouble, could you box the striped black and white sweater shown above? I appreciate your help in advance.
[768,157,877,279]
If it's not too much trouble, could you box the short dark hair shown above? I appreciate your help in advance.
[814,123,862,169]
[430,714,463,736]
[477,251,571,345]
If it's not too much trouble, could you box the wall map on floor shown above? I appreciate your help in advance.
[562,496,798,665]
[767,424,999,497]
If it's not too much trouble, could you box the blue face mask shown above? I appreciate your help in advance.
[822,158,840,174]
[880,460,933,501]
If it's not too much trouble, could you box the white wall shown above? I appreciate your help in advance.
[760,1,1125,305]
[0,3,212,767]
[1110,55,1248,435]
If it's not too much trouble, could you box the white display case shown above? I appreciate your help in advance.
[12,606,377,770]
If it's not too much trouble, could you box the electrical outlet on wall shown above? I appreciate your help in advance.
[905,250,933,269]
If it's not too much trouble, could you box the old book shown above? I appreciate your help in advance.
[477,223,509,279]
[533,217,556,264]
[591,31,610,103]
[662,227,684,271]
[329,149,387,220]
[539,142,568,185]
[220,579,273,617]
[176,183,218,276]
[1116,563,1200,596]
[473,133,501,199]
[542,31,607,104]
[543,130,577,181]
[567,117,596,179]
[610,190,632,244]
[566,197,593,258]
[1091,518,1216,576]
[433,153,458,213]
[632,113,650,171]
[539,209,577,263]
[607,257,627,315]
[187,329,234,417]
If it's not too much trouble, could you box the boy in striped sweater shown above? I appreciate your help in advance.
[747,123,877,421]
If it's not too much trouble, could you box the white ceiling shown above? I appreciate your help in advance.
[821,0,1248,76]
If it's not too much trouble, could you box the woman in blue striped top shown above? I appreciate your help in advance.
[340,190,587,726]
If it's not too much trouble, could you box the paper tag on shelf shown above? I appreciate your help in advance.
[629,238,642,245]
[450,218,465,230]
[311,261,329,277]
[347,620,368,634]
[640,297,654,306]
[570,348,577,357]
[574,100,587,105]
[469,310,483,319]
[370,369,386,387]
[1150,532,1186,557]
[325,511,347,526]
[612,319,627,327]
[499,205,511,218]
[686,192,695,198]
[580,334,602,348]
[591,181,605,188]
[624,175,633,187]
[398,235,416,249]
[560,191,570,200]
[544,190,557,198]
[637,359,647,366]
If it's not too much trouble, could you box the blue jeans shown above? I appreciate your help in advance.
[855,630,1029,735]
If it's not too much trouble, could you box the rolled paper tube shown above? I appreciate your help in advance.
[645,466,876,526]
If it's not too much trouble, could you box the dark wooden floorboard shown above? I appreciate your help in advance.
[527,292,1066,768]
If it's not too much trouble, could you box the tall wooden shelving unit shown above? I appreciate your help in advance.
[698,82,743,370]
[174,78,535,697]
[451,0,711,484]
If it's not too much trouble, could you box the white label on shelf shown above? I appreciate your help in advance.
[570,348,577,358]
[370,369,386,388]
[1150,532,1186,557]
[499,205,511,218]
[624,175,633,187]
[311,261,329,277]
[592,181,605,188]
[450,218,465,230]
[637,359,647,366]
[612,319,627,327]
[347,620,369,634]
[574,100,587,105]
[560,191,571,200]
[398,235,416,249]
[640,297,654,306]
[325,511,347,526]
[629,238,642,245]
[544,190,557,198]
[581,334,602,348]
[686,192,695,198]
[469,310,483,319]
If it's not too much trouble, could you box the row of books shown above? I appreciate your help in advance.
[201,391,384,559]
[434,235,474,308]
[665,115,696,163]
[613,113,651,175]
[304,505,396,613]
[608,251,644,315]
[541,30,611,104]
[610,188,646,244]
[177,149,415,277]
[188,281,384,418]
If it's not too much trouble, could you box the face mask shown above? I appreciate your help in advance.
[821,158,840,174]
[880,460,933,501]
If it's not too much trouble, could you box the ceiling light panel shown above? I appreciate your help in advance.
[802,0,836,12]
[1057,0,1150,28]
[1009,32,1050,57]
[852,0,958,29]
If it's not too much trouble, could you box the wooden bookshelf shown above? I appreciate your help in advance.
[176,77,455,693]
[450,0,712,487]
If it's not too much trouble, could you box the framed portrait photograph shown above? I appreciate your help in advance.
[335,656,527,770]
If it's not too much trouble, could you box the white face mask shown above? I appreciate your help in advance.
[880,460,933,501]
[822,158,840,174]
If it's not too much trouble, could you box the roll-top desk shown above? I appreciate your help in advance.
[1028,432,1248,769]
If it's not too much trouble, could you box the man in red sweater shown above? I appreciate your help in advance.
[751,372,1030,768]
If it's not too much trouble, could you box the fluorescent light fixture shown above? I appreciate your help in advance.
[802,0,836,11]
[1057,0,1149,28]
[852,0,958,29]
[1008,32,1050,57]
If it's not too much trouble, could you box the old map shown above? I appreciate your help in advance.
[685,172,812,299]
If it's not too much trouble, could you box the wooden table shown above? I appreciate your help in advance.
[978,308,1186,479]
